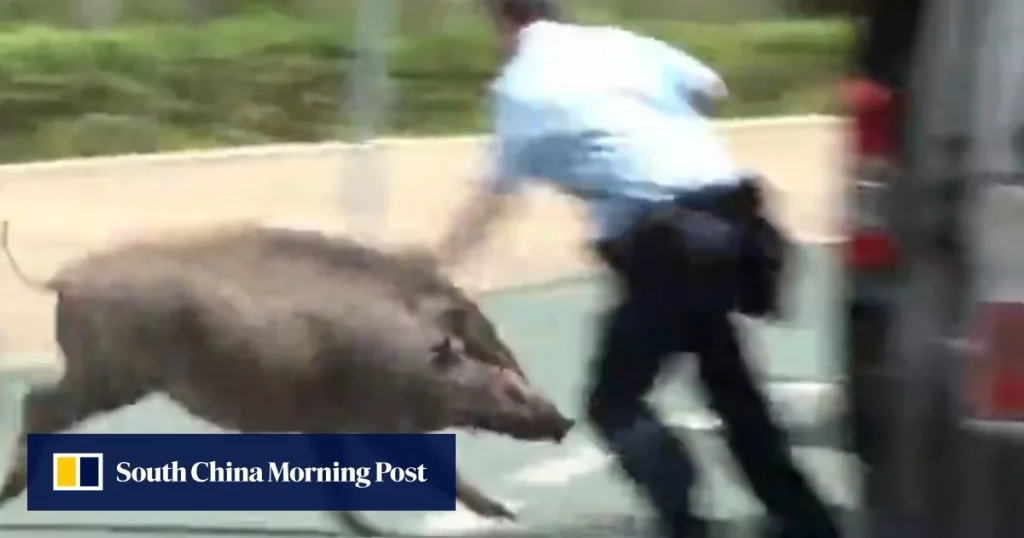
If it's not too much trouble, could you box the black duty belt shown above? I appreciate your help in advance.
[594,174,791,320]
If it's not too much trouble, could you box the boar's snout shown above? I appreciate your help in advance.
[546,413,576,443]
[463,368,576,444]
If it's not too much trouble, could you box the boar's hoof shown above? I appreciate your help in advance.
[332,511,392,536]
[476,498,517,520]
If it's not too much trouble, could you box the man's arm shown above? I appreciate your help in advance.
[434,179,517,270]
[434,90,533,269]
[639,34,728,106]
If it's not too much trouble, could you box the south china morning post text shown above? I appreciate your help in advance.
[115,459,428,489]
[26,433,457,511]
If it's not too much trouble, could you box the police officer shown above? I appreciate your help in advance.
[434,1,841,537]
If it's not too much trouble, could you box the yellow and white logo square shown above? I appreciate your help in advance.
[52,453,104,491]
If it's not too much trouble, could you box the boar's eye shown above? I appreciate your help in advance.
[429,336,464,370]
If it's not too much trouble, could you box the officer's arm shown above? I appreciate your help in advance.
[434,92,532,270]
[643,35,728,110]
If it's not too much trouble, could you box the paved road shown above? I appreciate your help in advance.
[0,245,857,537]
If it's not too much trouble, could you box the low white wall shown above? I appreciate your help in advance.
[0,115,846,359]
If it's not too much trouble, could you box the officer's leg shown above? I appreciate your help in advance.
[690,310,840,538]
[585,296,703,537]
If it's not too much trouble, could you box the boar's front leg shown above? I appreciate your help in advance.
[0,377,150,508]
[328,468,515,536]
[331,511,390,537]
[455,470,517,520]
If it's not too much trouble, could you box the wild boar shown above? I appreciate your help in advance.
[235,226,526,378]
[0,224,574,534]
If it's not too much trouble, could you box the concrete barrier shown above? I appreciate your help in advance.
[0,115,846,360]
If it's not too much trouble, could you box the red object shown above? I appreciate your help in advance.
[841,78,893,111]
[844,78,902,270]
[969,303,1024,418]
[843,78,900,159]
[847,231,898,269]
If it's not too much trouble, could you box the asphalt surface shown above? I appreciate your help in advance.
[0,245,859,537]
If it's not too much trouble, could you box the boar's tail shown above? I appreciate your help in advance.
[0,221,55,293]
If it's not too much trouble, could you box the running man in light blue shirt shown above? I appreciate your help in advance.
[444,4,739,247]
[434,3,839,537]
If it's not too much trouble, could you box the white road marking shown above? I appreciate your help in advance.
[416,499,525,536]
[502,413,723,489]
[506,445,609,486]
[502,380,841,487]
[668,410,723,431]
[665,380,843,432]
[411,380,844,534]
[767,381,844,426]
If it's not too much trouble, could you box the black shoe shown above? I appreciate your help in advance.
[661,512,709,538]
[759,516,842,538]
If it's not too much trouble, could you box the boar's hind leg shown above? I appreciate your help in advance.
[0,375,148,508]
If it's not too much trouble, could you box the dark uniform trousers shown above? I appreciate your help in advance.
[586,176,841,538]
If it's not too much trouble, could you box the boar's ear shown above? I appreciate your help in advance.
[429,337,463,370]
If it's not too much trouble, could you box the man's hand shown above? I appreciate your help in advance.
[434,185,514,270]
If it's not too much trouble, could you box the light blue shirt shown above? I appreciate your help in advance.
[489,21,742,240]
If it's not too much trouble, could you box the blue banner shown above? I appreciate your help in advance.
[26,433,456,511]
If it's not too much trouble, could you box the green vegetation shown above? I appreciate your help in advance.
[0,14,852,163]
